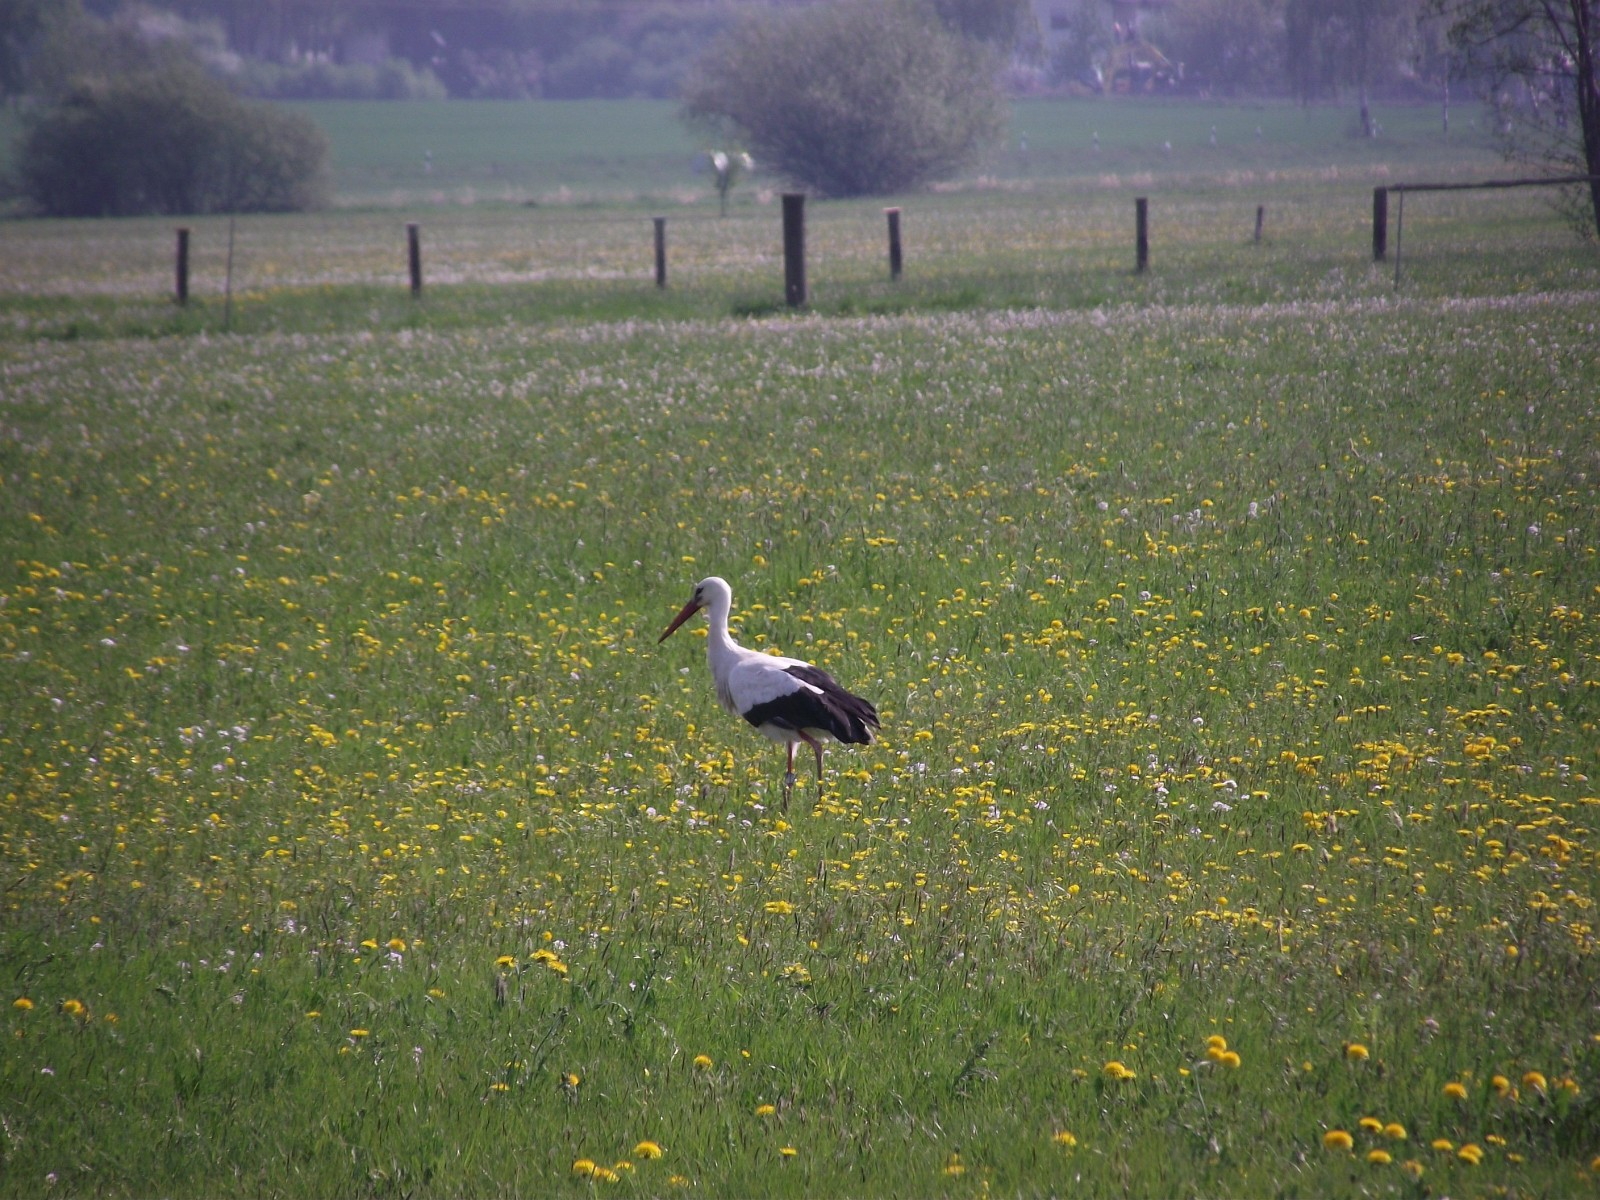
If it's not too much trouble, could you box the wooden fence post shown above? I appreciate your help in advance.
[224,216,236,330]
[407,222,422,296]
[884,207,903,281]
[653,217,667,289]
[175,228,190,305]
[1135,197,1149,273]
[1393,188,1405,288]
[782,193,806,308]
[1372,188,1388,261]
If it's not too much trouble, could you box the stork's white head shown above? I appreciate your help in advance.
[658,576,732,643]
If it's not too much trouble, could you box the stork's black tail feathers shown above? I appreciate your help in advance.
[781,663,880,745]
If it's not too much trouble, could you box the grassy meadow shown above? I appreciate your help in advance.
[2,98,1600,1197]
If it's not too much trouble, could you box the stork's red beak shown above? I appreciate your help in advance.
[658,598,702,643]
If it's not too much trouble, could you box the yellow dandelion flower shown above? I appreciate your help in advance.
[692,1054,713,1070]
[1443,1081,1468,1100]
[349,1028,370,1038]
[755,1104,776,1117]
[572,1159,597,1178]
[1218,1050,1241,1069]
[531,948,559,964]
[1323,1130,1354,1152]
[1052,1131,1078,1148]
[1359,1117,1384,1134]
[764,900,795,915]
[1522,1071,1548,1095]
[360,939,378,950]
[494,955,515,968]
[1492,1074,1511,1097]
[1457,1143,1483,1166]
[1367,1149,1393,1165]
[942,1153,965,1176]
[387,938,407,952]
[1205,1035,1228,1053]
[1103,1060,1135,1081]
[1344,1042,1370,1062]
[1590,1155,1600,1173]
[634,1141,663,1159]
[1400,1160,1425,1182]
[560,1071,581,1089]
[489,1082,510,1093]
[61,999,86,1018]
[594,1166,621,1183]
[1383,1123,1407,1141]
[668,1175,690,1187]
[1430,1138,1454,1152]
[12,998,33,1011]
[779,1146,797,1158]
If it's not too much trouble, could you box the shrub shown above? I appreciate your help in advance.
[681,0,1007,198]
[17,62,328,217]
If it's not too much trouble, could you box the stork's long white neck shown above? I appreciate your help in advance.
[698,578,747,715]
[701,579,738,658]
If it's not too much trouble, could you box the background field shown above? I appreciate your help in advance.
[3,97,1595,339]
[0,96,1513,209]
[2,98,1599,1198]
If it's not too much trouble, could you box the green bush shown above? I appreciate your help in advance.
[681,0,1007,197]
[17,62,329,217]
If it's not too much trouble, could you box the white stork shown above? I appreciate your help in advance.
[658,576,880,810]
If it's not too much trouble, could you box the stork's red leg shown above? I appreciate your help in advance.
[798,731,825,795]
[782,741,797,813]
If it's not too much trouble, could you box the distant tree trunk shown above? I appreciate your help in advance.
[1578,0,1600,237]
[1285,0,1319,104]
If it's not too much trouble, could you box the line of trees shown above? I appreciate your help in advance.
[1044,0,1447,102]
[1,0,755,103]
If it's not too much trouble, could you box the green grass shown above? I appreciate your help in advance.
[4,284,1597,1198]
[2,99,1599,1199]
[279,99,709,206]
